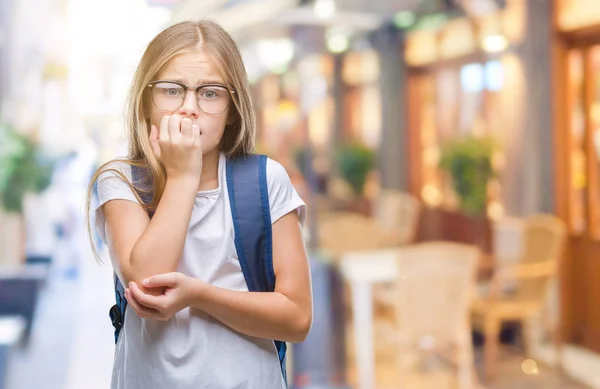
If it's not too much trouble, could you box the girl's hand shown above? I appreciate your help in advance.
[149,115,203,181]
[125,272,197,321]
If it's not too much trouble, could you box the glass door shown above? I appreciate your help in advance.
[567,44,600,238]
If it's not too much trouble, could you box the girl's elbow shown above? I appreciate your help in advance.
[288,313,312,343]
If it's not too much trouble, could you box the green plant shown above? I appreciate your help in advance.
[0,123,55,213]
[439,135,497,216]
[336,143,375,196]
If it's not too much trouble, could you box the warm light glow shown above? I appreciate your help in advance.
[521,359,539,375]
[488,201,505,221]
[423,147,440,166]
[482,34,508,53]
[422,184,442,206]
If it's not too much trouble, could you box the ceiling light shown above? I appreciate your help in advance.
[326,34,349,53]
[482,34,508,53]
[256,38,295,72]
[314,0,336,20]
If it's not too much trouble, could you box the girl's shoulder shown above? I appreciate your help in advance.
[97,158,135,183]
[265,157,292,186]
[224,154,292,189]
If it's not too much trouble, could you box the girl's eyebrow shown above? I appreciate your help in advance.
[196,79,225,85]
[157,77,188,84]
[159,77,225,86]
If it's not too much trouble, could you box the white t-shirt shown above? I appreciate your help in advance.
[94,152,306,389]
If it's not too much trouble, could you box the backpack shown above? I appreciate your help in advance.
[107,154,287,382]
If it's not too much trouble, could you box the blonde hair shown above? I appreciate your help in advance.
[86,20,256,261]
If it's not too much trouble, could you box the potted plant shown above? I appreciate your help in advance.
[0,123,55,266]
[439,134,497,217]
[437,134,497,251]
[335,142,375,215]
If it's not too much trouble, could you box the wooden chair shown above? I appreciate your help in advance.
[317,212,393,259]
[471,214,567,380]
[378,242,480,389]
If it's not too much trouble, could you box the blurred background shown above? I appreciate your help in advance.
[1,0,599,388]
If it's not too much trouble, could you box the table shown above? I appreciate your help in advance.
[339,249,399,389]
[340,247,494,389]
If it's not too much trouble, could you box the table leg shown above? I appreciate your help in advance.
[352,280,374,389]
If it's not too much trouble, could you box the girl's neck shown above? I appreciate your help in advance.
[198,149,220,191]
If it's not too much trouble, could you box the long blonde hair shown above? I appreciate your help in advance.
[86,20,256,261]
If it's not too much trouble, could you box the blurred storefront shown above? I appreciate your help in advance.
[402,1,539,253]
[554,0,600,355]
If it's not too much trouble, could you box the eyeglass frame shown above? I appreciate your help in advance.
[146,80,237,114]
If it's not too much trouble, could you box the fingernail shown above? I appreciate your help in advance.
[142,279,149,286]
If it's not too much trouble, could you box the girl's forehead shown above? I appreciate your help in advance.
[158,48,224,83]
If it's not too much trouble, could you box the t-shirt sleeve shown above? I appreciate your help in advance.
[92,161,140,243]
[266,158,307,226]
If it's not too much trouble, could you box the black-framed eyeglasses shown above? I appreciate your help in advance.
[146,80,236,114]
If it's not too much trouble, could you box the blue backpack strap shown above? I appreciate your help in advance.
[226,154,275,292]
[109,164,153,343]
[226,154,287,382]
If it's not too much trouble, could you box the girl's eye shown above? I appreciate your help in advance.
[201,89,219,99]
[155,83,184,97]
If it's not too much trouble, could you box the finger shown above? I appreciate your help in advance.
[142,272,179,289]
[125,289,160,318]
[129,282,163,309]
[149,125,161,158]
[192,124,202,148]
[159,115,170,143]
[181,118,193,142]
[168,114,182,139]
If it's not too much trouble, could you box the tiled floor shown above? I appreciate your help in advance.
[4,275,78,389]
[482,353,587,389]
[5,253,115,389]
[344,356,588,389]
[343,345,590,389]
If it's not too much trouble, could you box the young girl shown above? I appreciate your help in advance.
[87,20,312,389]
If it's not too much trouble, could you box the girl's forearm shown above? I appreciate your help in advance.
[127,176,198,285]
[189,280,311,343]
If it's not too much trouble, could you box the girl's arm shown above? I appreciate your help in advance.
[129,210,313,342]
[103,176,197,289]
[103,116,202,291]
[189,210,312,342]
